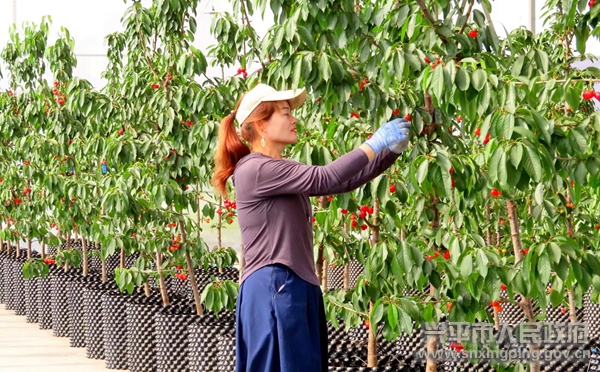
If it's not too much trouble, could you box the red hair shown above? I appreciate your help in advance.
[211,98,278,198]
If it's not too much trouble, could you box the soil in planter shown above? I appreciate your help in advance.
[187,312,236,372]
[84,281,118,360]
[67,272,101,348]
[126,292,163,372]
[154,297,200,372]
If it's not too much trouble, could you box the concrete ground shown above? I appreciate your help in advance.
[0,306,117,371]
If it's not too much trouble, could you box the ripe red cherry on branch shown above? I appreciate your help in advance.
[595,91,600,100]
[351,220,358,228]
[118,129,124,136]
[475,128,481,136]
[393,109,400,115]
[390,184,396,193]
[583,89,595,100]
[360,224,368,231]
[595,225,600,230]
[500,284,507,291]
[341,209,348,215]
[491,189,501,197]
[405,114,412,121]
[469,30,478,38]
[424,57,431,64]
[483,132,491,145]
[591,0,596,7]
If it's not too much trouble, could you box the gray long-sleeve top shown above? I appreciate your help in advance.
[232,148,400,286]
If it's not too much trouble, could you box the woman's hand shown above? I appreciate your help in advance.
[364,118,411,154]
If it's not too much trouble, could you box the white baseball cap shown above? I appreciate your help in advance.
[235,83,307,126]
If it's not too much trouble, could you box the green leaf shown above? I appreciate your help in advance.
[416,159,429,185]
[398,307,413,335]
[538,253,551,283]
[430,66,444,101]
[510,143,523,168]
[372,299,385,324]
[569,128,588,154]
[297,25,315,50]
[460,256,473,277]
[523,144,543,182]
[471,69,486,91]
[455,68,470,91]
[387,304,399,330]
[476,249,489,278]
[318,53,331,82]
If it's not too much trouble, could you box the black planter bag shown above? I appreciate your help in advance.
[11,258,27,316]
[51,268,79,337]
[126,293,163,372]
[24,277,40,323]
[102,290,131,370]
[187,312,236,372]
[37,264,59,329]
[154,298,199,372]
[0,247,7,304]
[83,280,118,360]
[2,252,16,310]
[67,272,101,348]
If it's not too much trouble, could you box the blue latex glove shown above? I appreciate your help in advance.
[364,118,411,154]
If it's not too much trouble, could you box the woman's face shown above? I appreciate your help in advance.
[262,101,298,147]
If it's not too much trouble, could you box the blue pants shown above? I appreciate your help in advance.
[235,264,328,372]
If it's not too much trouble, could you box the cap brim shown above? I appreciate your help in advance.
[262,88,307,110]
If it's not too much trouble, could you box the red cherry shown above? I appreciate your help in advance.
[427,255,433,261]
[475,128,481,136]
[351,220,358,228]
[312,217,316,223]
[228,219,233,224]
[359,211,367,219]
[523,248,529,255]
[595,225,599,230]
[469,30,478,38]
[393,109,400,115]
[449,168,454,174]
[340,209,348,215]
[390,184,397,193]
[500,284,507,291]
[405,114,412,121]
[360,206,369,213]
[491,189,501,197]
[424,57,431,64]
[561,307,567,314]
[360,224,368,230]
[118,130,124,136]
[583,90,594,100]
[483,132,491,145]
[567,230,573,235]
[443,251,450,260]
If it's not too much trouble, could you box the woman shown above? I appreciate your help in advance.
[212,83,411,372]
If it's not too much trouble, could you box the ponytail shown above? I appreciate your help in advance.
[211,112,251,198]
[211,98,278,198]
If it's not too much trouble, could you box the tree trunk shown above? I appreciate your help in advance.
[155,248,170,306]
[425,335,439,372]
[64,234,70,272]
[27,238,32,260]
[217,196,223,249]
[367,200,381,367]
[16,237,20,258]
[40,238,45,259]
[120,245,125,269]
[486,200,492,244]
[101,259,107,283]
[180,219,203,315]
[367,301,378,367]
[144,282,151,296]
[81,234,88,276]
[343,221,350,289]
[507,199,540,372]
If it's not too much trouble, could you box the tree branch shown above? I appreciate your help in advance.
[239,0,266,70]
[415,0,437,26]
[459,0,476,35]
